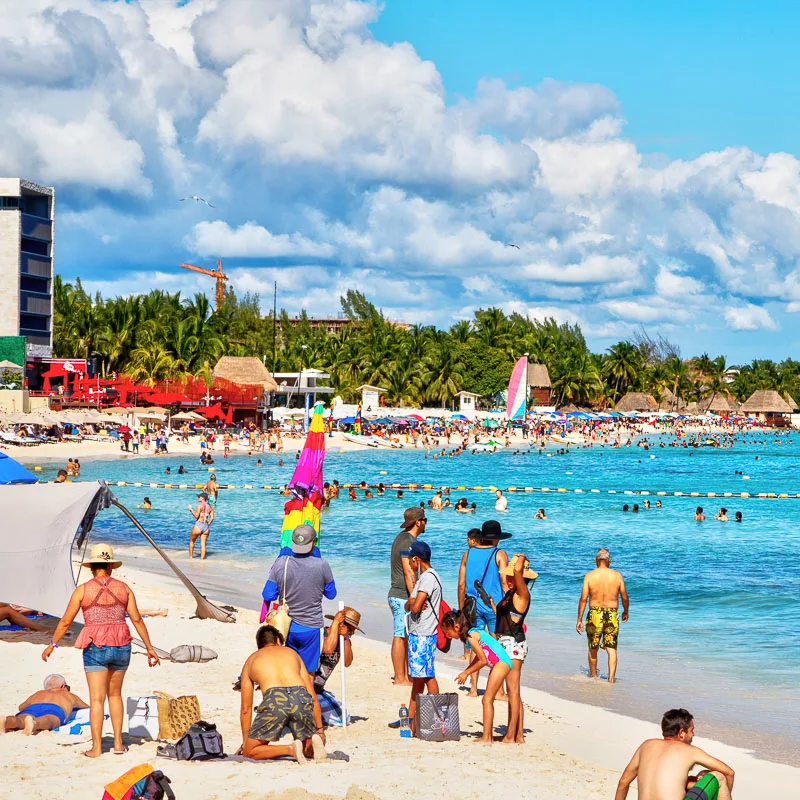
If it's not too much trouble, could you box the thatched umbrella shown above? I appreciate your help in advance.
[657,388,687,411]
[783,393,798,412]
[212,356,279,391]
[740,390,793,414]
[699,393,735,413]
[559,403,579,413]
[614,392,658,413]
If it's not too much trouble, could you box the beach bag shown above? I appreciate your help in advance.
[430,573,453,653]
[102,764,154,800]
[169,645,218,663]
[134,770,175,800]
[154,692,201,741]
[415,693,461,742]
[126,696,160,740]
[263,556,293,638]
[175,721,224,761]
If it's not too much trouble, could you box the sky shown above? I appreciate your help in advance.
[3,0,800,361]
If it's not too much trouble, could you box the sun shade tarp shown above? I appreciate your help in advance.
[0,452,38,484]
[0,482,112,618]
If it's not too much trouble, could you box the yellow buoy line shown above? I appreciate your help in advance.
[42,479,798,500]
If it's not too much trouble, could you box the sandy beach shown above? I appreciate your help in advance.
[1,558,796,800]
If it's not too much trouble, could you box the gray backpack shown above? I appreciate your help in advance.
[175,721,224,760]
[415,693,461,742]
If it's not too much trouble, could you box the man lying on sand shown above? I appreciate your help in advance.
[1,674,88,734]
[615,708,734,800]
[239,624,327,763]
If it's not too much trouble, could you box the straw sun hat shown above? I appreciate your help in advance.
[81,543,122,569]
[324,606,365,634]
[501,555,538,581]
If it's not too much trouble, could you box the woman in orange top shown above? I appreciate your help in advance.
[42,544,160,758]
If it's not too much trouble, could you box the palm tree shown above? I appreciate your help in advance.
[604,342,643,399]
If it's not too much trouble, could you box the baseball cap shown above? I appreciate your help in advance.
[400,507,426,529]
[405,540,431,562]
[291,524,317,554]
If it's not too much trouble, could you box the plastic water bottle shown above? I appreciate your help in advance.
[399,704,411,738]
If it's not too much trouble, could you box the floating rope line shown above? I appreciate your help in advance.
[45,479,798,499]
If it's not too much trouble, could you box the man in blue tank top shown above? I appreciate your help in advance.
[458,520,510,696]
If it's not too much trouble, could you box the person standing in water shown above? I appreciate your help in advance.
[188,492,214,560]
[576,548,629,683]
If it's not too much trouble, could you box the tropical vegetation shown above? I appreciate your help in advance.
[53,277,800,408]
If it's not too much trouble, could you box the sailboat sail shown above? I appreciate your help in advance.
[506,356,528,420]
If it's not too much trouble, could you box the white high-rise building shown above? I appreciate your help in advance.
[0,178,55,357]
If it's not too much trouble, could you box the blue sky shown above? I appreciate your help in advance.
[3,0,800,362]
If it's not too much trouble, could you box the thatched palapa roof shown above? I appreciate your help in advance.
[657,387,687,411]
[699,393,735,413]
[740,390,793,414]
[527,363,551,388]
[783,393,798,411]
[615,392,658,412]
[212,357,278,392]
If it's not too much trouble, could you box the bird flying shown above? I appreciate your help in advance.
[506,243,520,249]
[179,195,215,208]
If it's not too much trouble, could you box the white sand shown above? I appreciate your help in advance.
[0,563,795,799]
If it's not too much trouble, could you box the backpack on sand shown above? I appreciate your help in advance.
[175,721,224,761]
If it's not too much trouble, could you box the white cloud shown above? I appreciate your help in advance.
[723,304,777,331]
[188,221,335,258]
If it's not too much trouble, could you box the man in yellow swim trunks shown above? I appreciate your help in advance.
[576,548,629,683]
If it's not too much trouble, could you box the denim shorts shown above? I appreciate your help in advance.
[388,596,407,638]
[83,643,132,673]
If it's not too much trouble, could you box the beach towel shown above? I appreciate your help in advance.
[317,690,351,727]
[53,707,109,735]
[102,764,154,800]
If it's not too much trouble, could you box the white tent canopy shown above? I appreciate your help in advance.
[0,481,234,624]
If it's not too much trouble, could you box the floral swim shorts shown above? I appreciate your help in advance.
[498,635,528,662]
[585,607,619,650]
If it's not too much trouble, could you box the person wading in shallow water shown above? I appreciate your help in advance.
[576,548,629,683]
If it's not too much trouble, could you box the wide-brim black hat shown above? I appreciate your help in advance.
[479,519,512,542]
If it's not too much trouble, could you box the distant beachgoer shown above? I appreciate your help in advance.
[455,497,469,512]
[261,525,336,674]
[188,492,214,559]
[138,497,152,510]
[714,507,728,521]
[55,470,67,483]
[695,507,705,521]
[387,507,426,687]
[396,490,404,499]
[365,489,373,498]
[535,508,547,520]
[348,488,357,501]
[616,708,734,800]
[632,504,640,513]
[643,500,650,509]
[1,674,88,734]
[622,504,629,512]
[576,548,629,683]
[458,520,509,697]
[735,511,742,522]
[494,489,508,512]
[239,624,326,762]
[470,502,477,512]
[404,540,442,733]
[178,465,186,474]
[0,603,46,632]
[42,544,159,757]
[204,473,219,508]
[164,466,171,475]
[430,491,443,510]
[256,459,263,466]
[656,500,663,508]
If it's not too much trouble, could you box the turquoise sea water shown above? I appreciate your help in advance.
[35,433,800,762]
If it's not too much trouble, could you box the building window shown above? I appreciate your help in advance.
[20,313,49,332]
[20,275,50,294]
[0,196,20,209]
[20,237,49,257]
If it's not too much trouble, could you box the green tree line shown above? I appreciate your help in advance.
[53,277,800,407]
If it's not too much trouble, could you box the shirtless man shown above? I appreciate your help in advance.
[576,548,629,683]
[616,708,734,800]
[188,491,214,560]
[239,624,326,763]
[430,491,443,510]
[1,674,88,734]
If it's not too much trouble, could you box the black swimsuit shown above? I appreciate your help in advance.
[495,589,529,643]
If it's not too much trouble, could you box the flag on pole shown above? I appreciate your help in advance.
[353,403,362,435]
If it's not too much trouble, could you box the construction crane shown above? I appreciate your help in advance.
[179,258,229,310]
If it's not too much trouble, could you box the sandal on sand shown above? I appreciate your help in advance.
[311,734,327,762]
[113,746,129,755]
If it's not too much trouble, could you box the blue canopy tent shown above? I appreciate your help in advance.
[0,452,38,484]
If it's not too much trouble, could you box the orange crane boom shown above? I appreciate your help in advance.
[179,258,229,310]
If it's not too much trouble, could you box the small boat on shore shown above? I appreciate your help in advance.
[548,433,584,446]
[342,433,379,448]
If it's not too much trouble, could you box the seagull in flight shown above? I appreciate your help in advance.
[506,243,520,249]
[179,195,215,208]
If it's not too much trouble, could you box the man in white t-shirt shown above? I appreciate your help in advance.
[403,540,441,733]
[495,489,508,512]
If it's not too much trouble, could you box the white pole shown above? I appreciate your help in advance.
[338,599,347,729]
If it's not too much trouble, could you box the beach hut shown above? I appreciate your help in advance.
[698,393,735,414]
[356,385,387,414]
[454,390,480,413]
[526,363,552,406]
[614,392,658,413]
[212,356,279,392]
[740,390,793,426]
[657,388,687,412]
